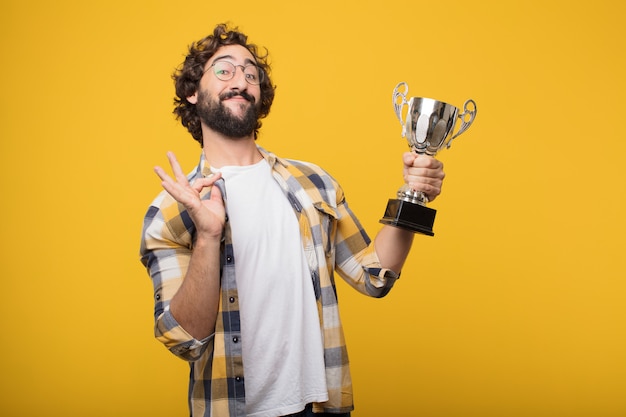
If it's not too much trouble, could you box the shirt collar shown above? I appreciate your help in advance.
[198,145,288,177]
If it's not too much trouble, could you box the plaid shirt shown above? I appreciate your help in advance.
[140,147,399,416]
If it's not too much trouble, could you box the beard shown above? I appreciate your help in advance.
[196,89,259,138]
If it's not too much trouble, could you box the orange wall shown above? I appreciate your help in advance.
[1,1,625,416]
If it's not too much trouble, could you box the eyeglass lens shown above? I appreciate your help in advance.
[212,61,262,85]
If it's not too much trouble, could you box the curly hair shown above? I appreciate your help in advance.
[172,24,276,146]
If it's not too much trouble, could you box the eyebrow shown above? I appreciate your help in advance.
[211,54,257,66]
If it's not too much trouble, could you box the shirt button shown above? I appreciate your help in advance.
[233,336,239,343]
[229,297,235,303]
[235,376,242,382]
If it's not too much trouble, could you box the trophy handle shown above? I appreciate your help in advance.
[447,99,477,148]
[392,82,409,137]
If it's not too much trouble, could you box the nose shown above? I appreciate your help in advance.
[229,66,249,90]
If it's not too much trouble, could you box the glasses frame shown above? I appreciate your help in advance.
[205,61,264,85]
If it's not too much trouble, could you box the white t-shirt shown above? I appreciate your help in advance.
[216,159,328,417]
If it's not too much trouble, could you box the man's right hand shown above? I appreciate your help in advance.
[154,151,225,238]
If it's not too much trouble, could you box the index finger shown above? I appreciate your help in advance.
[411,154,442,169]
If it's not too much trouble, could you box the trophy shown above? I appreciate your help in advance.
[380,82,477,236]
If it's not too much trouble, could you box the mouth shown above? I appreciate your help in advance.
[220,91,255,104]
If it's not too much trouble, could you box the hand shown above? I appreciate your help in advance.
[154,152,225,238]
[403,152,445,202]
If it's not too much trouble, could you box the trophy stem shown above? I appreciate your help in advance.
[397,185,429,205]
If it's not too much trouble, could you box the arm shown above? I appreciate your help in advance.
[374,152,445,272]
[167,233,221,340]
[154,152,225,340]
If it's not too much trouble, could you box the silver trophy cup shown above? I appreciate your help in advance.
[380,82,477,235]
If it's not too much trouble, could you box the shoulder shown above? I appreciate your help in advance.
[260,147,345,207]
[282,158,345,208]
[283,158,340,189]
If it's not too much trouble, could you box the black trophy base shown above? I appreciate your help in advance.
[379,199,437,236]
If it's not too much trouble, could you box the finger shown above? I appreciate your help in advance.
[191,172,223,193]
[402,152,418,167]
[406,173,443,186]
[407,177,443,191]
[166,151,189,184]
[408,181,442,201]
[154,166,188,199]
[411,154,443,169]
[406,167,446,182]
[154,165,174,183]
[209,182,222,202]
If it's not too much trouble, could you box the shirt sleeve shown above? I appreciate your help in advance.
[139,195,213,361]
[331,189,400,298]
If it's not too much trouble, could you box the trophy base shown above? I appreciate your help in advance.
[379,199,436,236]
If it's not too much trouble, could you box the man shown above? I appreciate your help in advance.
[140,23,445,417]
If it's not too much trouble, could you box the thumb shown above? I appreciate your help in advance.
[403,152,418,167]
[209,182,223,203]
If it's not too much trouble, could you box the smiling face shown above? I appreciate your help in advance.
[187,45,263,138]
[172,24,277,145]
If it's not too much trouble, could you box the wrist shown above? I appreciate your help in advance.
[194,233,222,248]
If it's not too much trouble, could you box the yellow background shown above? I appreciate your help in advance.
[1,0,624,416]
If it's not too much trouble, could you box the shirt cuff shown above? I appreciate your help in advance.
[155,306,214,361]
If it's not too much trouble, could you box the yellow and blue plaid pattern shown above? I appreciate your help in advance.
[140,147,399,416]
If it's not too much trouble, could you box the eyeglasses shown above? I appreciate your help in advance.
[205,61,264,85]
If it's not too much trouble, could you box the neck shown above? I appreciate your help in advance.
[202,129,262,168]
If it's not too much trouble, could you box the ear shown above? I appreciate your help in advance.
[187,92,198,104]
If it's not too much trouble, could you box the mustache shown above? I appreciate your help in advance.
[220,90,256,104]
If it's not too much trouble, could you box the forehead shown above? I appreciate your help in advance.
[208,44,257,66]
